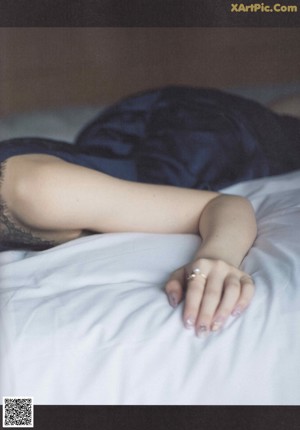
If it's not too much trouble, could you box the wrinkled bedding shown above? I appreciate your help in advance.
[1,85,300,405]
[1,170,300,405]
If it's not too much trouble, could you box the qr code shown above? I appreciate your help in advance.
[2,397,34,428]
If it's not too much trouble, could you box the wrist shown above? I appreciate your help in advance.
[194,242,245,268]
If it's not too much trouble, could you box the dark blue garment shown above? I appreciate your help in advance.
[1,86,299,191]
[1,86,300,251]
[0,138,138,182]
[75,86,300,189]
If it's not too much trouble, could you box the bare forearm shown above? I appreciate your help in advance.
[195,195,257,267]
[165,193,257,334]
[2,155,256,263]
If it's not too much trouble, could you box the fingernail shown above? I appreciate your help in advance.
[211,316,225,332]
[184,316,196,329]
[197,324,209,339]
[168,293,178,308]
[232,306,243,317]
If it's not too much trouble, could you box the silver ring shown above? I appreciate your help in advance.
[186,267,208,282]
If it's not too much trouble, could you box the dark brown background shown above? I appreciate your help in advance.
[1,28,300,116]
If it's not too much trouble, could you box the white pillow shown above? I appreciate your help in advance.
[0,106,103,143]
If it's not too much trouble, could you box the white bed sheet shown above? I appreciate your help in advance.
[1,170,300,405]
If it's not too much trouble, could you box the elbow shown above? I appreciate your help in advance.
[226,194,258,240]
[202,193,258,243]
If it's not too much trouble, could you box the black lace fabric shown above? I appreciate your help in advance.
[0,160,56,251]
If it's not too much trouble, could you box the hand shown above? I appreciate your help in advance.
[165,258,255,337]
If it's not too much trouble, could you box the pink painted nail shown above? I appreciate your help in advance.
[232,306,243,317]
[184,316,196,329]
[197,324,209,339]
[211,316,225,332]
[168,293,178,308]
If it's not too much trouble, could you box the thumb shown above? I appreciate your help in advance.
[165,267,185,308]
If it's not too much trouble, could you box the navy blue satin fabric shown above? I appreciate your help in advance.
[76,87,300,187]
[1,87,299,192]
[1,86,300,251]
[76,86,275,190]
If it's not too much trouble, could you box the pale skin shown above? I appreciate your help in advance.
[2,95,300,337]
[1,153,257,337]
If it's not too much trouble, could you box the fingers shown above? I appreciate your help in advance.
[231,275,255,316]
[167,260,255,337]
[198,271,255,336]
[195,272,226,335]
[183,263,226,336]
[183,270,207,329]
[208,274,244,332]
[165,268,185,308]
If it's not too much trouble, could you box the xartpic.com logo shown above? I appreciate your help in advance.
[231,3,298,12]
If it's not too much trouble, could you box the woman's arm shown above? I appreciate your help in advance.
[165,194,256,336]
[3,154,257,334]
[3,154,219,235]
